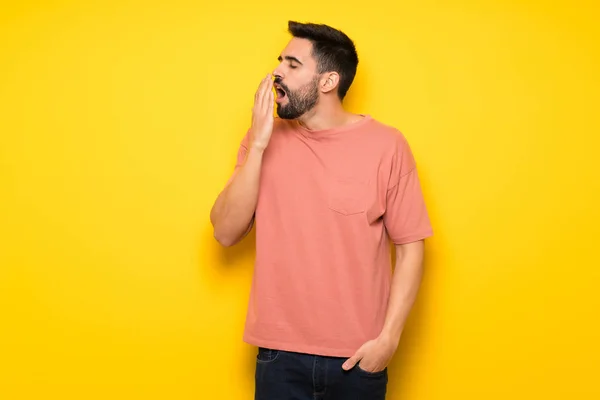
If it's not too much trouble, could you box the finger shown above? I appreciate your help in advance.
[265,90,273,118]
[255,77,264,104]
[257,74,270,107]
[263,79,273,109]
[261,74,272,103]
[342,353,362,370]
[255,78,264,105]
[255,75,268,105]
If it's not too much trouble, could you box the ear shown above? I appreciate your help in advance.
[320,72,340,94]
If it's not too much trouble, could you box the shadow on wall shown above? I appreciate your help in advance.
[203,220,260,392]
[386,240,437,397]
[215,226,257,268]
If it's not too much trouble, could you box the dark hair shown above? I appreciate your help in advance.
[288,21,359,100]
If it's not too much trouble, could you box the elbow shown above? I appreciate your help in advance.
[213,228,239,247]
[210,210,235,247]
[210,212,253,248]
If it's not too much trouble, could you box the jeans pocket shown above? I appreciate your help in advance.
[256,347,280,364]
[356,362,387,377]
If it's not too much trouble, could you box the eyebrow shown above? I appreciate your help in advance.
[278,55,303,65]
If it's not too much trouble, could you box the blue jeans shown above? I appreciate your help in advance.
[254,347,388,400]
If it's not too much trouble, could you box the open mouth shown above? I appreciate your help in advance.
[274,84,287,102]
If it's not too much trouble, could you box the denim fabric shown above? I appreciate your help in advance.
[254,347,388,400]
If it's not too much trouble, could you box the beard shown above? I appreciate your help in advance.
[275,76,320,120]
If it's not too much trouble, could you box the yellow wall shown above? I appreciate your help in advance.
[1,0,599,399]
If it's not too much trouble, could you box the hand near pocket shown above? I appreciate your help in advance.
[342,336,397,373]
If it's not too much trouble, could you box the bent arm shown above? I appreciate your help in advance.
[210,145,264,247]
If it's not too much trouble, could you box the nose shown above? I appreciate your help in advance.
[272,65,284,81]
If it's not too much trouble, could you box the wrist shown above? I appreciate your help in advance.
[250,141,267,152]
[249,143,266,155]
[378,328,402,347]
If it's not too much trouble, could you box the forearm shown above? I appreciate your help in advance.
[379,240,425,344]
[210,146,264,246]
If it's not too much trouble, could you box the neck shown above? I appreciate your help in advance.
[296,98,361,132]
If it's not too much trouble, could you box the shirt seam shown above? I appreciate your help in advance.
[387,165,416,192]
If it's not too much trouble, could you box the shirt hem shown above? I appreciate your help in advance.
[243,333,358,358]
[390,230,434,245]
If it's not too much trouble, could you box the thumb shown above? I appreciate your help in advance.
[342,352,362,371]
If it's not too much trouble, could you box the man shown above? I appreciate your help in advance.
[210,20,433,400]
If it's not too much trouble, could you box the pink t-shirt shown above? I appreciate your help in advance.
[232,115,433,357]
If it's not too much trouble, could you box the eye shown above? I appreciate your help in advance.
[290,64,298,69]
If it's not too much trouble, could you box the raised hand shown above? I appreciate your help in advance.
[250,74,275,151]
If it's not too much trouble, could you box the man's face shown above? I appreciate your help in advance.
[272,38,321,120]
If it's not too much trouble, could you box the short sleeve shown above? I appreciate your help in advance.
[383,135,433,244]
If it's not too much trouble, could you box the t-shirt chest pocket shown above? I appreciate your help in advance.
[327,177,368,216]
